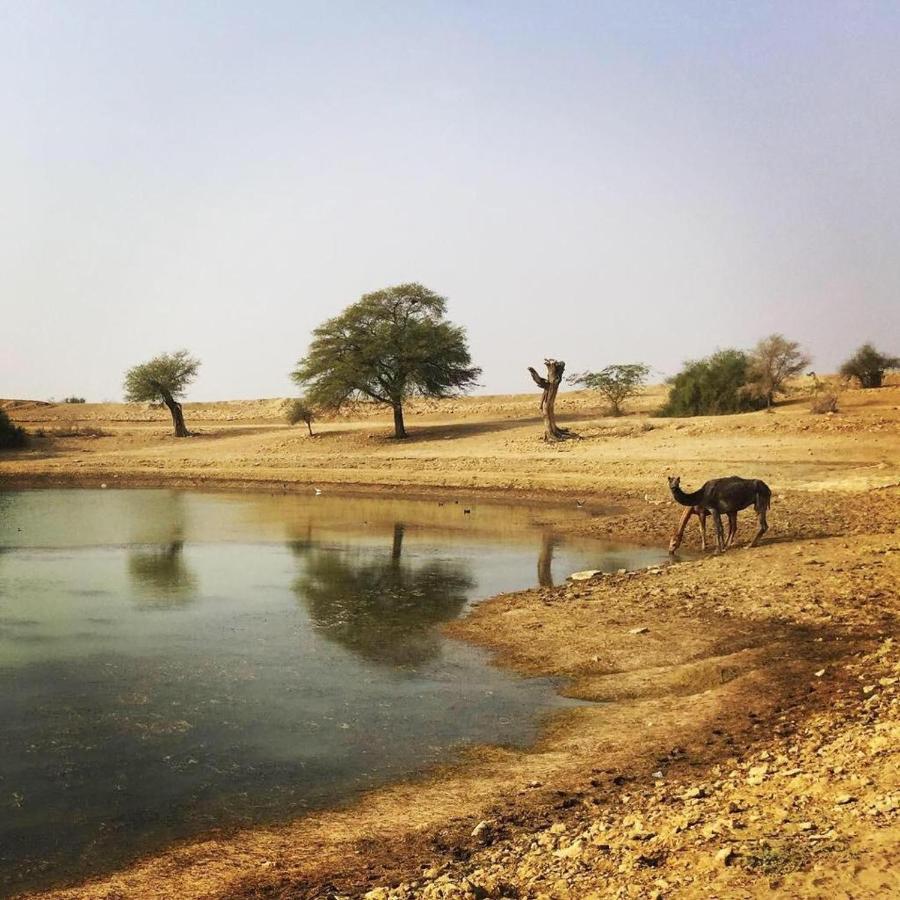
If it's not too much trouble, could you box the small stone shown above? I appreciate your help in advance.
[471,820,493,842]
[628,626,650,635]
[835,794,856,805]
[715,845,735,866]
[568,570,604,581]
[553,839,583,859]
[814,669,826,677]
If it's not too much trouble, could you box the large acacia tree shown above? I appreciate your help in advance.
[124,350,200,437]
[292,283,481,438]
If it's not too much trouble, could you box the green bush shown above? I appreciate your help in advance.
[839,342,899,388]
[0,409,27,449]
[660,349,767,417]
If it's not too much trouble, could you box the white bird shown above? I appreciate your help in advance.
[314,488,322,495]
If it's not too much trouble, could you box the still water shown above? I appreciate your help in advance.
[0,489,669,894]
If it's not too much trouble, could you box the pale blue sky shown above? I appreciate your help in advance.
[2,1,899,400]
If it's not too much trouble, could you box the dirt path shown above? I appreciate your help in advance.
[2,384,898,899]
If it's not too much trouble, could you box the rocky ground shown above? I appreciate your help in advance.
[2,381,898,899]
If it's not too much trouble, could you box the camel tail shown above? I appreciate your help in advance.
[755,481,772,514]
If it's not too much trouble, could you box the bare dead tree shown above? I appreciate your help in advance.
[528,358,577,441]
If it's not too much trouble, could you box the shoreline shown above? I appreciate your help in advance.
[3,392,899,898]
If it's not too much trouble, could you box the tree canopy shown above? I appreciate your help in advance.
[660,349,766,417]
[568,363,650,416]
[291,283,481,438]
[839,342,899,388]
[123,350,200,436]
[743,334,811,408]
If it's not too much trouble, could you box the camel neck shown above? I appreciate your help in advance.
[671,483,703,507]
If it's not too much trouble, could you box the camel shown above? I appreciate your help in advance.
[668,504,741,553]
[667,475,771,552]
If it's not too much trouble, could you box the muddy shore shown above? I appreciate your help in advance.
[2,386,898,899]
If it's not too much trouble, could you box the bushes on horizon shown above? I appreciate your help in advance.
[659,349,767,417]
[0,409,27,449]
[839,342,899,388]
[63,396,86,404]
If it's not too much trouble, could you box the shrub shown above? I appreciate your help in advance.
[660,349,767,417]
[63,396,86,404]
[0,409,27,449]
[285,399,315,435]
[839,343,899,388]
[810,393,838,414]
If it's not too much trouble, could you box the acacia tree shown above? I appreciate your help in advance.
[124,350,200,437]
[567,363,650,416]
[839,342,899,388]
[744,334,811,409]
[292,283,481,439]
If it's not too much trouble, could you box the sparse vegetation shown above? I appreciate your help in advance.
[839,342,899,388]
[292,283,481,439]
[743,334,811,409]
[660,350,766,417]
[124,350,200,437]
[0,409,27,449]
[63,396,87,404]
[568,363,650,416]
[286,399,316,435]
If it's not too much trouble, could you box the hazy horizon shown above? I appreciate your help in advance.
[3,1,899,402]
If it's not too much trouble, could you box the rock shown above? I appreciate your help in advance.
[835,793,856,805]
[628,626,650,635]
[471,820,493,843]
[554,839,584,859]
[747,764,769,785]
[568,570,604,581]
[714,845,736,867]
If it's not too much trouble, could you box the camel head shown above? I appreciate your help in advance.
[667,475,681,492]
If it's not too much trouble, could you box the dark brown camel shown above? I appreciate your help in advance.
[667,475,770,552]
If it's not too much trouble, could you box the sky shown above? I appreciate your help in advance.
[2,0,899,401]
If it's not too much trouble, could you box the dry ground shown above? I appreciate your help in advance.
[1,379,898,899]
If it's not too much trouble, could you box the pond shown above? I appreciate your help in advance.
[0,488,671,895]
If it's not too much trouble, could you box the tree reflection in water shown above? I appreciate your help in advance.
[291,523,475,667]
[128,542,197,607]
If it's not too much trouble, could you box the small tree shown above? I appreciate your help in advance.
[286,399,315,435]
[567,363,650,416]
[839,342,899,388]
[292,283,481,439]
[661,349,766,417]
[743,334,811,409]
[124,350,200,437]
[0,409,27,449]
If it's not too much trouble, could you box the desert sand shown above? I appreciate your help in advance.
[1,380,898,899]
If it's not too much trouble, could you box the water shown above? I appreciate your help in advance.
[0,489,670,894]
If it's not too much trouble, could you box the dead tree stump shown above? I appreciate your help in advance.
[528,359,577,442]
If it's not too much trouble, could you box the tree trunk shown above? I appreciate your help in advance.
[392,403,408,439]
[160,390,189,437]
[528,359,576,442]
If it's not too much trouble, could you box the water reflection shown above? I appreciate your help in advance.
[128,542,197,606]
[537,531,559,587]
[291,523,474,667]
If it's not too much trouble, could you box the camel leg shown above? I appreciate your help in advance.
[726,512,738,548]
[698,509,708,551]
[748,508,769,548]
[669,506,694,553]
[712,511,726,552]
